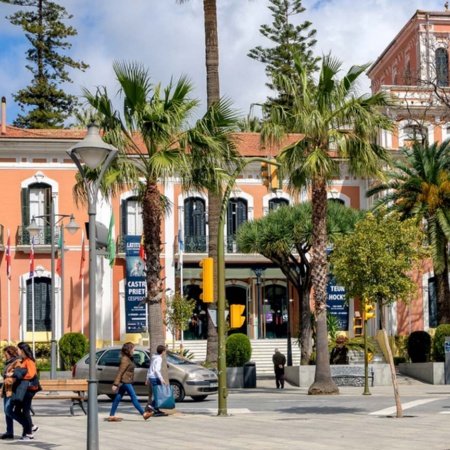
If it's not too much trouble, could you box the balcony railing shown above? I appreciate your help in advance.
[17,225,61,246]
[184,235,207,253]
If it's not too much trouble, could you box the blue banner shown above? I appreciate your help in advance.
[326,275,349,331]
[125,235,147,333]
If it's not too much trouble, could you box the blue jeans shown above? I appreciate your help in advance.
[3,396,14,436]
[149,378,162,410]
[9,390,35,436]
[109,383,145,416]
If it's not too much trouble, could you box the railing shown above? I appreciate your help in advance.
[226,235,243,253]
[184,235,207,253]
[17,225,61,246]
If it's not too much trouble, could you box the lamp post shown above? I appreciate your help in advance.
[67,123,118,450]
[27,210,80,380]
[253,268,265,339]
[286,282,293,366]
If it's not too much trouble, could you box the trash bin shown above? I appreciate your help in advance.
[243,361,257,388]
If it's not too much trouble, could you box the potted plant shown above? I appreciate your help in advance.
[226,333,252,388]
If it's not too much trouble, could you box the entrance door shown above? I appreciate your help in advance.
[226,285,247,335]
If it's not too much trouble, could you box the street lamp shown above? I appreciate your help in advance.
[252,268,265,339]
[27,210,80,380]
[67,123,118,450]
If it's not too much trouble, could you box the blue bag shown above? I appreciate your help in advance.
[154,384,175,409]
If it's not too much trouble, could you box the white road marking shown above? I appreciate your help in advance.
[180,408,252,414]
[369,398,441,415]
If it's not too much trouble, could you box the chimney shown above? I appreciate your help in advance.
[1,97,5,135]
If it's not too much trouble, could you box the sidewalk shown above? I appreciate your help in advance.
[1,379,449,449]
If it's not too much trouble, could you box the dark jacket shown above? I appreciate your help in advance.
[113,355,135,386]
[272,351,286,369]
[1,357,21,398]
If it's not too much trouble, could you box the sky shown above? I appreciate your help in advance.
[0,0,446,126]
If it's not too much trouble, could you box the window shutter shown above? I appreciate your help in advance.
[21,187,30,227]
[121,199,128,235]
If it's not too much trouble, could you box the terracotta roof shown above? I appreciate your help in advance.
[0,125,302,155]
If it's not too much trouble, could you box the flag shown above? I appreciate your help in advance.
[29,236,35,278]
[106,212,115,268]
[56,231,63,277]
[79,230,85,280]
[139,234,146,262]
[5,229,11,280]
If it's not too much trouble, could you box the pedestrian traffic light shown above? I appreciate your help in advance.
[199,257,214,303]
[364,303,376,321]
[230,304,245,329]
[260,161,270,187]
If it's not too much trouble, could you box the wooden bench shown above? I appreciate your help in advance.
[331,365,374,387]
[33,379,88,416]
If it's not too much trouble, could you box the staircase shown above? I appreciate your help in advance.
[348,340,385,364]
[175,339,301,374]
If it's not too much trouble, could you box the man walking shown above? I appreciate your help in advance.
[272,348,286,389]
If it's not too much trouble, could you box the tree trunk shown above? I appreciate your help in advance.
[204,0,220,107]
[206,191,221,365]
[142,180,168,381]
[300,288,312,365]
[203,0,221,365]
[379,303,403,417]
[308,179,338,395]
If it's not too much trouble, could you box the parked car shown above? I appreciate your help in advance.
[72,345,218,402]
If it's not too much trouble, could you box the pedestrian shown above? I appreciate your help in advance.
[0,346,22,440]
[145,344,168,416]
[272,348,286,389]
[6,342,40,441]
[107,342,153,422]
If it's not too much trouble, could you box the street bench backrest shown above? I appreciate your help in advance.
[39,379,88,392]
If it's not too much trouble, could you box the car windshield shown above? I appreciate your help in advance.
[166,352,195,365]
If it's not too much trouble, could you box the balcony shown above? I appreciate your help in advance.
[17,225,61,252]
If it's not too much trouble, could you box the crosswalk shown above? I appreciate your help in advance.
[369,398,441,416]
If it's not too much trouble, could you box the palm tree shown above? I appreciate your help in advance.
[79,62,200,362]
[261,54,393,394]
[237,201,364,365]
[367,140,450,324]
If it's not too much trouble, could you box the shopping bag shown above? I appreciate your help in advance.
[154,384,175,409]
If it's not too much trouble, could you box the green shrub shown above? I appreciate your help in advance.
[408,331,431,362]
[432,324,450,362]
[394,356,407,366]
[35,342,51,358]
[226,333,252,367]
[59,333,88,370]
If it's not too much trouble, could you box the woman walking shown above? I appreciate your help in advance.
[7,342,40,441]
[107,342,153,422]
[0,346,21,440]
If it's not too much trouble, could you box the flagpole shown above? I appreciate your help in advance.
[6,229,11,344]
[7,277,10,344]
[80,230,85,335]
[178,208,184,350]
[32,276,35,358]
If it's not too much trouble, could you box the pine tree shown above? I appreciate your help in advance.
[1,0,89,128]
[248,0,319,106]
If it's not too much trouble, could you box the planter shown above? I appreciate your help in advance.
[226,367,244,388]
[398,362,444,384]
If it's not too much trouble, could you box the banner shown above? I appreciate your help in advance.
[125,235,147,333]
[326,275,349,331]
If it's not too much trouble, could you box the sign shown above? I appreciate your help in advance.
[326,275,349,331]
[445,341,450,354]
[125,235,147,333]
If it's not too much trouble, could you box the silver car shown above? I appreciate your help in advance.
[72,345,218,402]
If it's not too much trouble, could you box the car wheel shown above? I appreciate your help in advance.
[190,395,208,402]
[106,394,117,400]
[170,381,185,402]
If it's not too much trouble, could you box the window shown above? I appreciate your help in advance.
[184,197,207,252]
[436,48,449,86]
[269,198,289,212]
[98,349,121,367]
[403,125,428,145]
[121,197,143,236]
[21,183,51,245]
[227,198,248,252]
[27,277,51,332]
[328,198,345,205]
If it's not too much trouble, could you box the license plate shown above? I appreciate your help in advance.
[210,382,218,388]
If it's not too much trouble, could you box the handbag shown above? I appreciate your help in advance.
[153,384,175,410]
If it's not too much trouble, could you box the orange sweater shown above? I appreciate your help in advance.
[21,358,38,390]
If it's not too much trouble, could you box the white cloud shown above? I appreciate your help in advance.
[0,0,446,124]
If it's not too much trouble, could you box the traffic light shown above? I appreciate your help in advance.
[269,159,279,190]
[364,303,376,321]
[199,257,214,303]
[260,161,270,187]
[230,304,245,329]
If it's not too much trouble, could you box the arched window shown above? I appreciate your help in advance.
[21,182,52,245]
[184,197,207,252]
[227,198,248,252]
[121,196,143,236]
[436,48,449,86]
[269,198,289,212]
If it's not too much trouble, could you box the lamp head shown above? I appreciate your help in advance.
[65,215,80,235]
[27,217,41,237]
